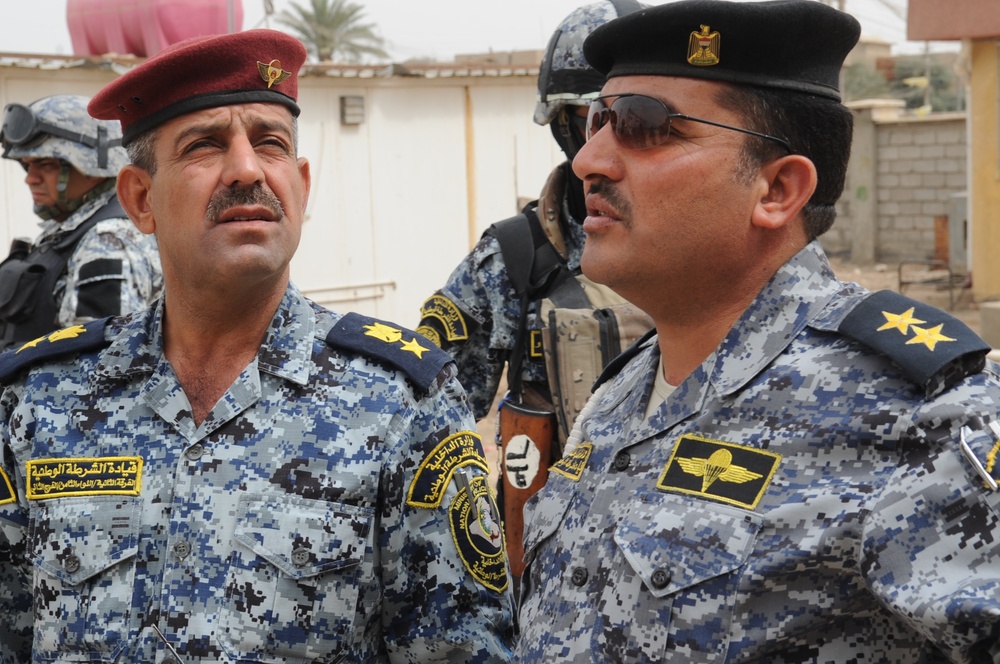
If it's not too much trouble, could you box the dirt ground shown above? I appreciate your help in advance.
[478,256,982,482]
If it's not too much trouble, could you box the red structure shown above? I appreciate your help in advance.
[67,0,244,58]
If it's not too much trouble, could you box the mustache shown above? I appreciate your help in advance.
[588,177,631,220]
[206,184,285,223]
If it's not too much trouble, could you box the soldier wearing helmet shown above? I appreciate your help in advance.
[417,1,652,588]
[0,94,162,349]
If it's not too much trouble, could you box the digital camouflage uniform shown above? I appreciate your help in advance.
[41,186,162,326]
[421,164,587,421]
[516,243,1000,663]
[0,284,514,663]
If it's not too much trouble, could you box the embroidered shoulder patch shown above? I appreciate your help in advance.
[550,442,593,481]
[657,435,780,510]
[449,472,508,593]
[0,318,112,383]
[407,431,489,508]
[26,456,143,500]
[326,312,453,391]
[418,294,470,348]
[839,290,989,391]
[0,467,16,506]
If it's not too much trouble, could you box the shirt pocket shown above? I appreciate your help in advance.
[218,494,374,664]
[519,475,576,604]
[613,492,763,662]
[30,495,141,660]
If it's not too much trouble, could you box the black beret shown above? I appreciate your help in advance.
[583,0,861,101]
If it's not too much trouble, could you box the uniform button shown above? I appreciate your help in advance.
[650,568,671,589]
[613,452,631,471]
[63,554,81,574]
[173,540,192,560]
[185,444,204,461]
[291,548,311,567]
[570,567,588,586]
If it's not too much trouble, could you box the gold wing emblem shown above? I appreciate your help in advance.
[676,449,762,492]
[257,59,292,88]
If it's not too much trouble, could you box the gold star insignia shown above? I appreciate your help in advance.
[877,307,925,334]
[675,449,762,493]
[16,335,47,353]
[257,59,292,88]
[400,337,429,359]
[905,324,955,351]
[47,325,86,343]
[363,322,403,344]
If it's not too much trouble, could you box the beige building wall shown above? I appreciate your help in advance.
[969,40,1000,301]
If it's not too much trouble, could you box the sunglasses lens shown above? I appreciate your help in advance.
[1,104,38,146]
[586,96,672,150]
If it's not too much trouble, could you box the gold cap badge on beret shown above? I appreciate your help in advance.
[687,24,720,66]
[258,59,292,89]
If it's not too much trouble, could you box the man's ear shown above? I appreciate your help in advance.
[751,154,817,231]
[116,164,155,235]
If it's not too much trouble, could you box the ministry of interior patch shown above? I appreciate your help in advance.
[407,431,489,508]
[26,457,143,500]
[449,473,508,593]
[657,435,780,510]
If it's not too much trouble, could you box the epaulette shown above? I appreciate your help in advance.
[593,327,658,390]
[326,312,453,392]
[839,290,989,398]
[0,318,112,384]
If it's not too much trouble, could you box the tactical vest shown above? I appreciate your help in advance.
[0,196,126,350]
[488,206,653,447]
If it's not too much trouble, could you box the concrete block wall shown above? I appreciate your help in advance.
[825,104,967,265]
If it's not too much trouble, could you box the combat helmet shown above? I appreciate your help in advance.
[2,95,127,218]
[535,0,643,159]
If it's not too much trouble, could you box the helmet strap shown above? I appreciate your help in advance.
[551,109,588,161]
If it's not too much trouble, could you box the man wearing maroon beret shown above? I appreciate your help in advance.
[0,29,514,662]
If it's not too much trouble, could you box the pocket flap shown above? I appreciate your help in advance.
[614,492,762,598]
[233,494,373,580]
[33,496,140,586]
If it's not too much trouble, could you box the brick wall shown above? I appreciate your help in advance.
[823,109,967,265]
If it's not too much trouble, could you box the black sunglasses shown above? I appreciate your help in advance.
[587,93,792,153]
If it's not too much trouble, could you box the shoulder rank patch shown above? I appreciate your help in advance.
[658,435,780,510]
[26,456,143,500]
[0,466,16,506]
[326,312,452,391]
[408,431,489,508]
[550,442,593,481]
[450,471,508,593]
[839,290,989,394]
[418,294,470,348]
[0,318,112,384]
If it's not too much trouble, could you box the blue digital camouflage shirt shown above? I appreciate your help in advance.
[0,285,514,663]
[516,242,1000,663]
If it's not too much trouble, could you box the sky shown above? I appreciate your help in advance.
[0,0,953,61]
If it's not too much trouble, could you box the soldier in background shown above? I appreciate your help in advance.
[0,30,513,662]
[417,1,652,586]
[0,95,162,349]
[516,1,1000,661]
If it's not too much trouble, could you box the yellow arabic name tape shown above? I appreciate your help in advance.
[26,456,143,500]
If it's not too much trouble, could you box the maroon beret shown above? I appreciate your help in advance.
[89,29,307,146]
[583,0,860,101]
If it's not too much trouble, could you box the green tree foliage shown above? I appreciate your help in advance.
[276,0,389,63]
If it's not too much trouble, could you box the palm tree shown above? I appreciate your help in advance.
[276,0,389,63]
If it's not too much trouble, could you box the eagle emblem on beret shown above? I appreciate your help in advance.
[257,59,292,88]
[687,24,721,66]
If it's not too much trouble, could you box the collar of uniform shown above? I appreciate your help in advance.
[708,241,843,397]
[255,284,315,386]
[92,284,315,386]
[37,185,119,239]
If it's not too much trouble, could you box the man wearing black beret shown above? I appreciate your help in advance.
[515,1,1000,662]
